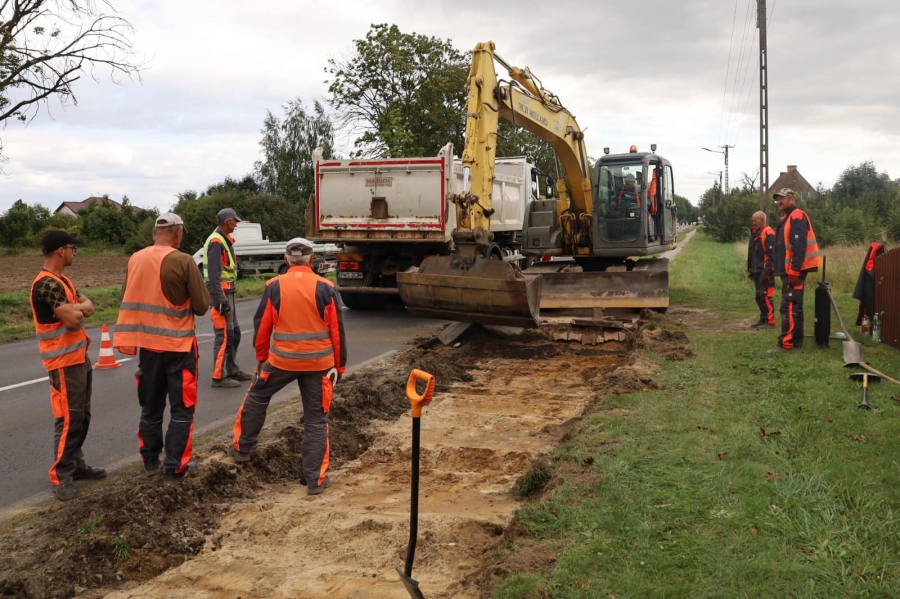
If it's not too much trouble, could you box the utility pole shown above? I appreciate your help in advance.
[702,146,733,193]
[707,171,723,204]
[758,0,769,212]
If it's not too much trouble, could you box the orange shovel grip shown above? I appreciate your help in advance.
[406,369,435,418]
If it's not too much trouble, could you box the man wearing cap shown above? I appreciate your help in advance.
[115,214,210,484]
[769,188,820,353]
[203,208,251,388]
[747,211,776,329]
[228,237,346,496]
[30,231,105,501]
[613,174,641,210]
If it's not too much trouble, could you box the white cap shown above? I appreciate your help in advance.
[286,237,314,256]
[155,212,186,230]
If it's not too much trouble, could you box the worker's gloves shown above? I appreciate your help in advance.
[218,302,232,317]
[787,274,800,287]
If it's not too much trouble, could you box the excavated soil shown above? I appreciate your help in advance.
[0,256,130,295]
[0,318,694,599]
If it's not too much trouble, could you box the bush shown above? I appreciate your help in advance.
[700,191,757,243]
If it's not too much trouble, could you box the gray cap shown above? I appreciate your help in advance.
[155,212,186,231]
[217,207,242,222]
[286,237,314,256]
[624,174,635,182]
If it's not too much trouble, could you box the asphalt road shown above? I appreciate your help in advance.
[0,300,444,515]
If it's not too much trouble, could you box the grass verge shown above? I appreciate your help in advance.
[0,276,273,344]
[493,233,900,598]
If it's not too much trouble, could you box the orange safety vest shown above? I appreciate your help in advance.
[647,172,658,215]
[114,246,196,353]
[267,270,336,372]
[30,271,89,372]
[783,209,821,272]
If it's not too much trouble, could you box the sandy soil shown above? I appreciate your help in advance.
[0,256,129,295]
[0,321,693,599]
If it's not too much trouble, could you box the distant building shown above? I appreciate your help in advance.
[54,197,124,217]
[768,166,817,200]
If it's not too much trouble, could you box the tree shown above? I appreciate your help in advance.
[674,194,699,224]
[254,98,335,209]
[699,187,757,243]
[0,0,143,159]
[0,199,33,247]
[326,23,468,157]
[738,172,758,194]
[495,121,558,180]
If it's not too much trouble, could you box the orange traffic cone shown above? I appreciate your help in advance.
[94,324,122,370]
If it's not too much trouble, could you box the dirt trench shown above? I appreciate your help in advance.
[0,320,692,599]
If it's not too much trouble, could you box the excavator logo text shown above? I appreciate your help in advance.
[517,101,548,127]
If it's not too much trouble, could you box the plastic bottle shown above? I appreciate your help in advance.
[872,313,881,343]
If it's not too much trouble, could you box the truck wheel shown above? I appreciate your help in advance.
[340,292,373,310]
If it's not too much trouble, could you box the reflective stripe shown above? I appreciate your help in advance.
[807,239,818,246]
[40,339,88,360]
[120,302,193,318]
[270,346,334,360]
[35,326,83,341]
[273,331,331,342]
[115,324,196,339]
[806,251,821,258]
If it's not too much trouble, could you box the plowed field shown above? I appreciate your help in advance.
[0,256,129,295]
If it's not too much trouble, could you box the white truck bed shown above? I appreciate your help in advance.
[311,144,530,243]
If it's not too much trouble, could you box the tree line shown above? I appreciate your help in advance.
[700,162,900,246]
[0,16,724,253]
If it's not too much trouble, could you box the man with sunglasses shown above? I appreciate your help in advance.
[30,231,105,501]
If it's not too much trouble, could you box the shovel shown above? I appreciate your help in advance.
[396,369,436,599]
[850,372,880,410]
[819,281,866,365]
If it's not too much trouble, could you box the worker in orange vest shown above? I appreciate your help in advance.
[115,213,210,484]
[228,237,346,496]
[769,189,820,352]
[30,231,106,501]
[747,211,776,329]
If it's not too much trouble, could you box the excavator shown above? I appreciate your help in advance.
[396,41,677,328]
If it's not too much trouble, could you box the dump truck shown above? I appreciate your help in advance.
[306,145,553,310]
[396,41,677,327]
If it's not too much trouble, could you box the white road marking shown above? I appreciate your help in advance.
[0,358,133,393]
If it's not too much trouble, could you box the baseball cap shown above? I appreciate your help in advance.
[286,237,314,256]
[41,230,85,254]
[625,174,636,182]
[773,188,796,199]
[155,212,186,230]
[217,207,242,222]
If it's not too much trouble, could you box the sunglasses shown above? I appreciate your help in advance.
[62,245,77,254]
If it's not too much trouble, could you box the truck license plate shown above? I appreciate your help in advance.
[338,271,364,279]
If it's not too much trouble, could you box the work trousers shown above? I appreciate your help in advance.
[48,360,93,486]
[135,339,199,474]
[211,287,241,380]
[232,362,333,489]
[753,274,776,325]
[778,273,808,349]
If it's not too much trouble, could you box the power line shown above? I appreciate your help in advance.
[717,0,741,146]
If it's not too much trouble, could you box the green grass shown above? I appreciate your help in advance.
[0,275,272,344]
[498,233,900,598]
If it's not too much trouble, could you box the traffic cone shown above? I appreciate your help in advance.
[94,324,122,370]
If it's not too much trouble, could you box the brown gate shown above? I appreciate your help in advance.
[875,247,900,349]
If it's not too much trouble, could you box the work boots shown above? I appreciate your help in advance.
[54,483,77,502]
[211,377,241,388]
[307,476,332,496]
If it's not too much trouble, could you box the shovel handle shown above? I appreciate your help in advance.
[821,283,852,339]
[407,369,435,417]
[861,363,900,387]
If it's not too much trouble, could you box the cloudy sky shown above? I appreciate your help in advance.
[2,0,898,214]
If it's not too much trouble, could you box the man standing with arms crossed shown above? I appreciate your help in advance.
[204,207,252,388]
[747,211,776,329]
[30,231,106,501]
[228,237,346,496]
[769,189,820,353]
[115,214,210,483]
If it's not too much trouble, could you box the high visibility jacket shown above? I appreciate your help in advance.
[253,266,346,373]
[774,206,820,276]
[30,272,89,372]
[747,225,775,277]
[647,172,658,215]
[115,246,196,353]
[203,230,237,284]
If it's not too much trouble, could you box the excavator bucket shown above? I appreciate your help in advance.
[397,255,542,328]
[531,258,669,314]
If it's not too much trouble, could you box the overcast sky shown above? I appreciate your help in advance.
[2,0,899,214]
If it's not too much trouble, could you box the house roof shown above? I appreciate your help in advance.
[768,166,817,197]
[54,197,124,215]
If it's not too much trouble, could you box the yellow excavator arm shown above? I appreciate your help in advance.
[454,41,593,255]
